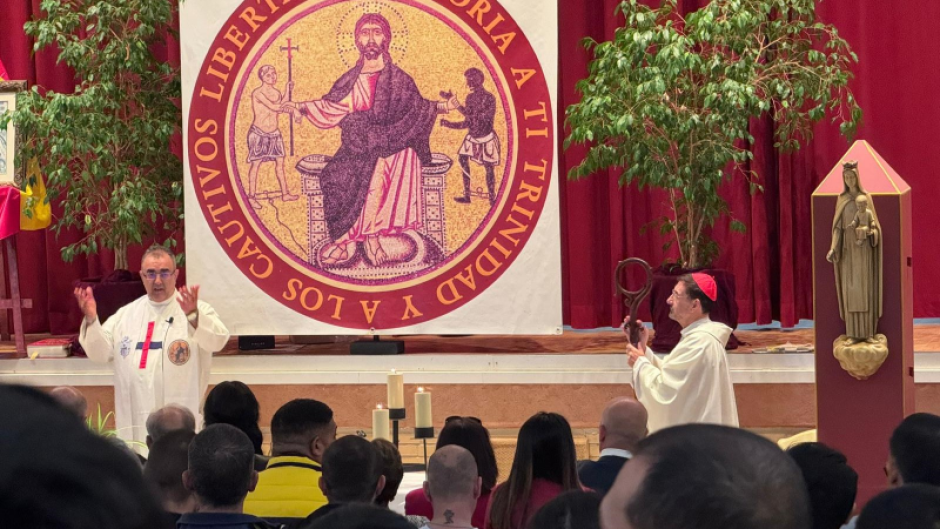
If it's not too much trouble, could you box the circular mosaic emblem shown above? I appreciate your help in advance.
[167,340,192,366]
[189,0,553,329]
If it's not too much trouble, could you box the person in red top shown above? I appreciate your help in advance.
[406,416,499,528]
[484,412,581,529]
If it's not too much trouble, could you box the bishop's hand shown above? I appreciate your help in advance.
[73,286,97,324]
[625,342,645,367]
[178,285,200,316]
[622,316,649,352]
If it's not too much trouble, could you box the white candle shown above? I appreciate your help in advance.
[372,404,390,441]
[387,370,404,409]
[415,387,433,428]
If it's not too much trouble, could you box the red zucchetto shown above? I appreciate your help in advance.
[691,273,718,301]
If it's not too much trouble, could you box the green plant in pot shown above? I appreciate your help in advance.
[565,0,862,347]
[86,403,120,438]
[3,0,183,326]
[87,403,145,452]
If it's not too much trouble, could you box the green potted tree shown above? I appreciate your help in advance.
[566,0,861,348]
[6,0,183,326]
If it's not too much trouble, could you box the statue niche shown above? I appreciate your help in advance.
[826,160,887,380]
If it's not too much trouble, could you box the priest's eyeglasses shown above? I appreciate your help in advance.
[143,269,174,281]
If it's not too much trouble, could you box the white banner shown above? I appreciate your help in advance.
[181,0,560,335]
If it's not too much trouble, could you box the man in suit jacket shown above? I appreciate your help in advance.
[579,397,648,496]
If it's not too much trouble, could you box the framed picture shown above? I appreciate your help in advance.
[0,81,27,185]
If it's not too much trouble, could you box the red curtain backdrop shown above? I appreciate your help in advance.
[1,0,938,333]
[560,0,940,328]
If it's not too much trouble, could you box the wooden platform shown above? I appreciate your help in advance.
[210,324,940,355]
[4,324,940,358]
[214,328,819,356]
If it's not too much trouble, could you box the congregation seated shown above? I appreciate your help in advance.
[406,416,499,528]
[179,424,281,529]
[49,385,89,420]
[373,438,430,527]
[525,490,601,529]
[10,376,940,529]
[307,503,416,529]
[786,442,858,529]
[484,412,582,529]
[420,445,483,529]
[243,398,336,520]
[204,380,268,470]
[577,397,647,496]
[856,484,940,529]
[143,428,197,525]
[600,423,811,529]
[0,384,167,529]
[885,412,940,487]
[146,403,196,450]
[297,434,387,527]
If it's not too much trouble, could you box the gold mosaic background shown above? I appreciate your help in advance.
[228,0,512,274]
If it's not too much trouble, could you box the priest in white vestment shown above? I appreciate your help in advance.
[75,245,230,443]
[625,273,739,433]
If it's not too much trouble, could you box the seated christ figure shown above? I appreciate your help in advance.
[290,13,458,267]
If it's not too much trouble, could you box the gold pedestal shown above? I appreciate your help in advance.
[833,334,888,380]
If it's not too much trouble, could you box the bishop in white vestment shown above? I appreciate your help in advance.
[625,273,739,433]
[76,246,229,443]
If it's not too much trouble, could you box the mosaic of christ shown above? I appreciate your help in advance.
[229,0,514,286]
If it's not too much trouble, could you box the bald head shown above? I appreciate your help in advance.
[600,397,648,452]
[146,404,196,448]
[427,445,480,503]
[49,386,88,419]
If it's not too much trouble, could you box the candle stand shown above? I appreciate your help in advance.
[415,426,435,475]
[390,407,406,447]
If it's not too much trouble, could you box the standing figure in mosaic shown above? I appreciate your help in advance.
[442,68,500,206]
[247,65,299,210]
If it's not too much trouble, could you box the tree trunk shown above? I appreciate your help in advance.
[114,237,128,271]
[686,207,702,269]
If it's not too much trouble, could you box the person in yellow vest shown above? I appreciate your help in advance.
[243,399,337,520]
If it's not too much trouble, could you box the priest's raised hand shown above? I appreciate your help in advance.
[73,286,98,324]
[177,284,200,328]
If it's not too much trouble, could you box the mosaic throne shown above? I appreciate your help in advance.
[296,154,450,264]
